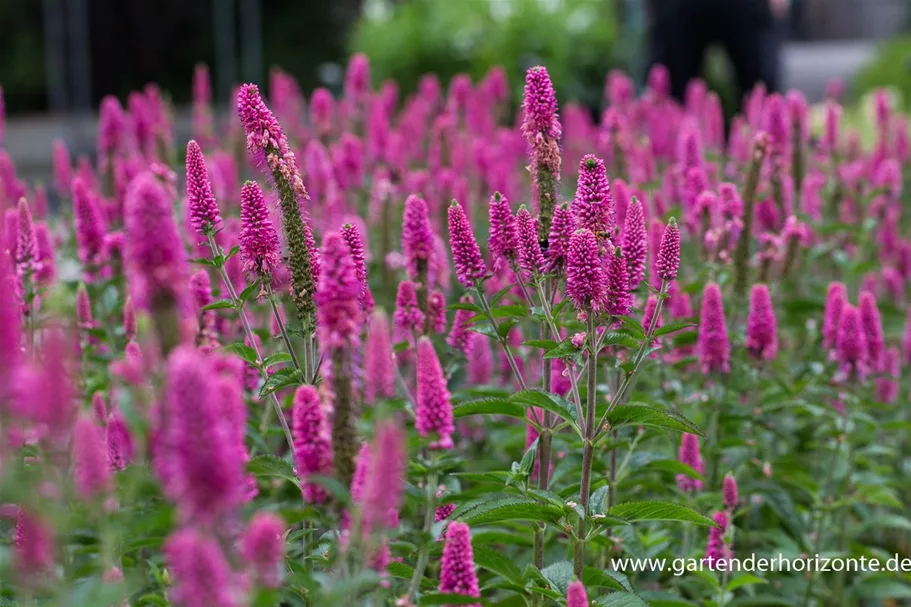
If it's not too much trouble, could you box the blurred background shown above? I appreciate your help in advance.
[2,0,910,182]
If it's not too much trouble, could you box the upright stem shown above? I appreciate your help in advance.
[206,234,296,460]
[594,280,670,436]
[407,452,439,602]
[574,314,598,577]
[475,287,530,395]
[265,282,303,372]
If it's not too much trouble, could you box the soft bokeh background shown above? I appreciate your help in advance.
[2,0,910,183]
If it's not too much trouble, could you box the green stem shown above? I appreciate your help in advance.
[206,233,296,460]
[265,282,303,372]
[474,286,530,393]
[594,279,670,438]
[407,452,439,602]
[574,314,598,577]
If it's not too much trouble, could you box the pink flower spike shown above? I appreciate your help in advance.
[566,228,607,312]
[698,283,730,375]
[164,528,239,607]
[823,282,847,353]
[401,194,435,281]
[34,222,56,286]
[572,154,614,238]
[185,140,222,234]
[607,246,631,316]
[677,433,704,492]
[315,231,363,352]
[656,218,681,282]
[516,205,545,277]
[723,474,739,509]
[547,203,574,274]
[439,522,481,606]
[364,310,395,404]
[292,385,333,504]
[859,290,884,370]
[416,337,454,449]
[567,580,590,607]
[73,414,111,499]
[241,512,286,589]
[341,222,373,312]
[745,284,777,361]
[52,139,72,197]
[106,410,134,471]
[72,177,106,268]
[362,422,406,533]
[239,181,281,280]
[622,197,647,290]
[394,280,425,334]
[448,201,488,289]
[836,304,868,381]
[488,192,520,267]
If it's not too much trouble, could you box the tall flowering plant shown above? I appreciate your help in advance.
[1,55,910,607]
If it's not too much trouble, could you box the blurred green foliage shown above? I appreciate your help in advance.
[853,35,911,111]
[350,0,620,107]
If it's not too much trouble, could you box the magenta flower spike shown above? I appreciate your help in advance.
[876,347,900,404]
[106,410,135,471]
[91,391,107,422]
[416,337,455,449]
[163,346,244,522]
[316,231,363,351]
[516,205,545,277]
[394,280,425,335]
[447,296,475,353]
[723,474,739,509]
[704,511,730,569]
[521,65,562,176]
[123,296,137,342]
[241,512,286,589]
[466,332,493,385]
[163,528,239,607]
[344,53,371,104]
[15,197,37,274]
[698,283,730,375]
[566,228,607,312]
[823,282,847,353]
[71,177,105,269]
[745,284,778,361]
[401,194,435,281]
[310,87,336,137]
[341,222,373,311]
[859,290,884,369]
[547,203,575,274]
[622,197,647,290]
[836,304,868,381]
[185,140,222,234]
[448,201,488,288]
[606,246,631,316]
[676,432,705,492]
[98,95,127,163]
[656,218,681,282]
[364,310,395,404]
[14,509,54,577]
[572,154,614,238]
[73,414,111,499]
[33,222,56,286]
[488,192,520,268]
[238,181,281,280]
[292,385,333,503]
[362,422,406,533]
[439,521,482,607]
[52,140,72,198]
[124,172,188,310]
[567,580,590,607]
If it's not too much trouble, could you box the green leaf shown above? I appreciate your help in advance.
[601,330,641,349]
[248,455,298,486]
[418,594,483,606]
[224,245,241,260]
[510,389,578,423]
[591,486,611,514]
[471,303,528,322]
[453,496,563,525]
[260,368,303,396]
[188,256,216,266]
[540,561,574,594]
[606,405,705,438]
[582,567,633,592]
[518,438,539,476]
[202,298,235,311]
[221,342,260,365]
[607,501,716,526]
[447,301,482,312]
[544,338,583,360]
[593,591,650,606]
[473,545,524,584]
[850,579,911,599]
[725,573,767,591]
[644,459,706,481]
[263,352,293,367]
[616,316,645,338]
[525,339,559,350]
[239,281,260,303]
[859,514,911,533]
[453,397,527,421]
[653,321,696,337]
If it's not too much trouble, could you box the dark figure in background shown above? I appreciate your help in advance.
[647,0,784,104]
